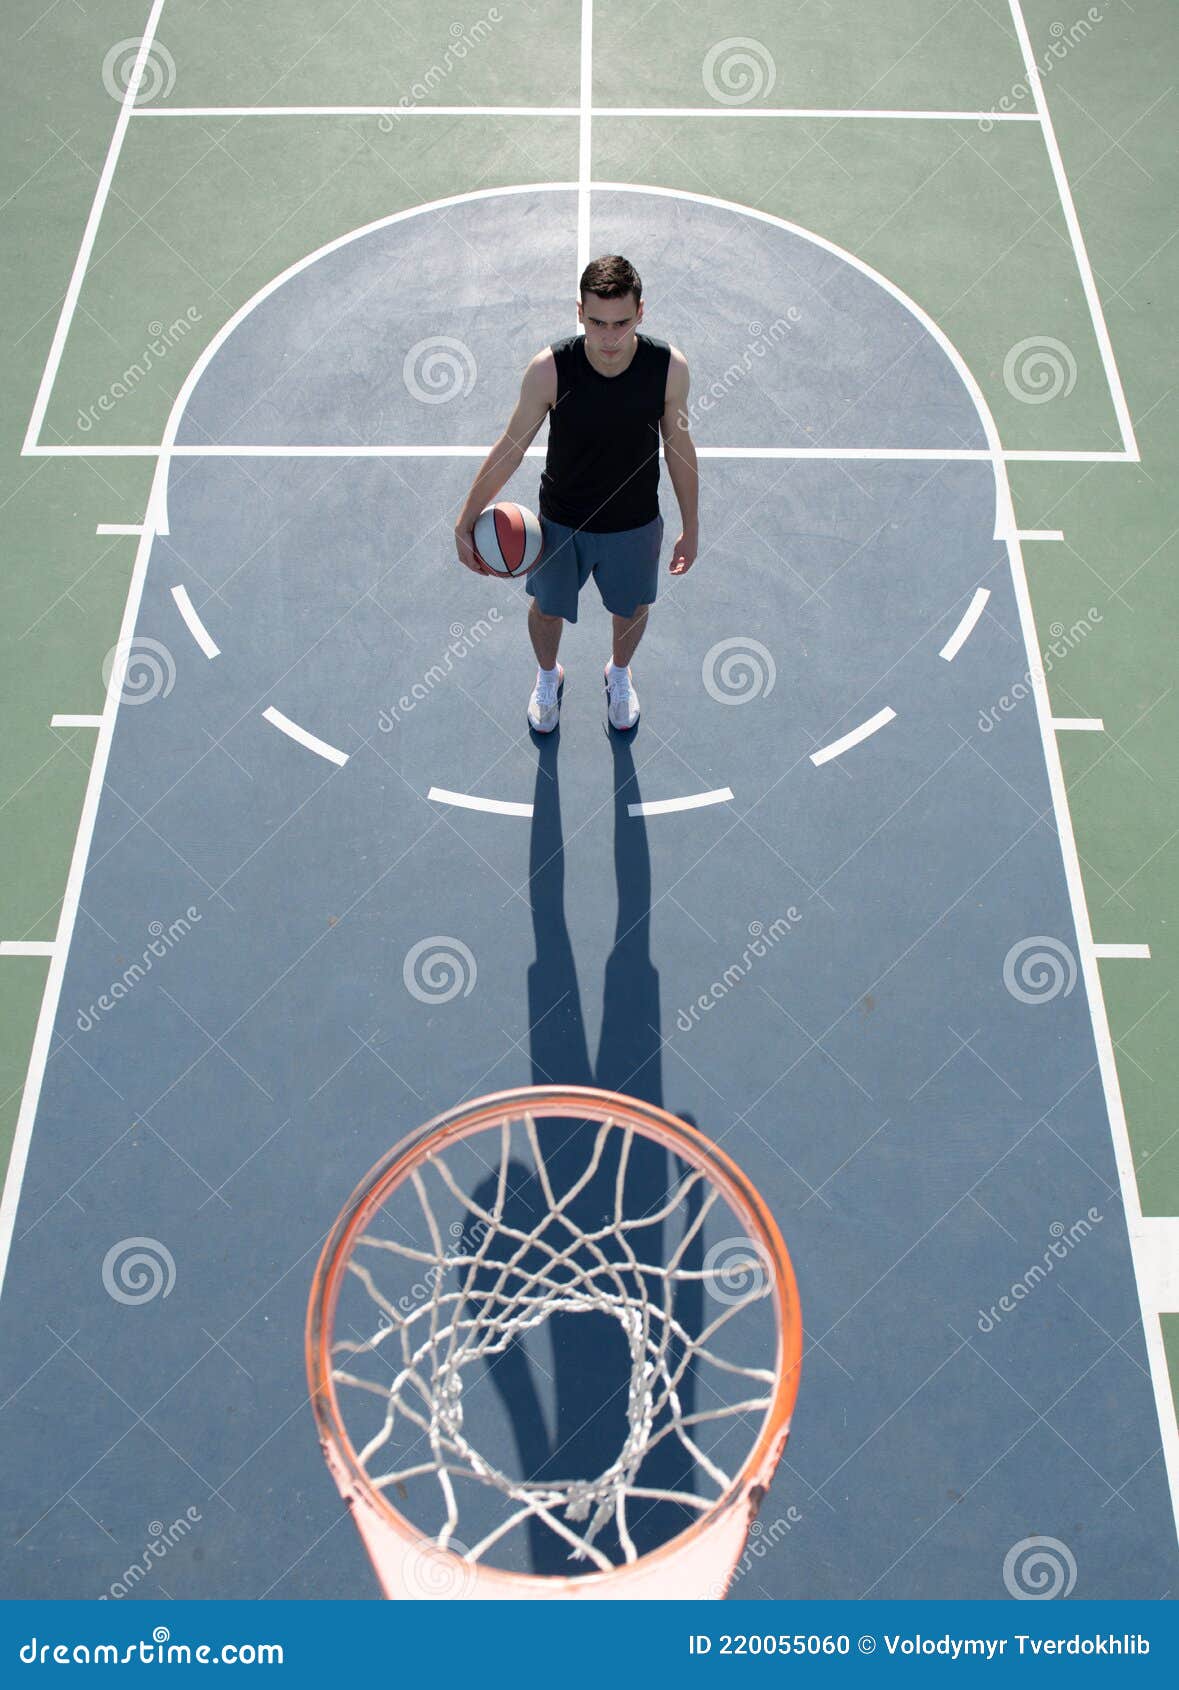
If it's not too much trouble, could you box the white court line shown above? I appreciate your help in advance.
[21,0,169,453]
[171,584,220,659]
[1052,717,1104,732]
[262,707,349,767]
[428,786,533,818]
[0,942,55,958]
[96,523,144,535]
[132,104,1042,123]
[939,588,990,662]
[24,444,1143,464]
[628,787,734,818]
[1016,529,1064,541]
[811,707,897,766]
[577,1,593,281]
[1131,1218,1179,1315]
[50,714,102,729]
[1092,943,1152,960]
[1007,0,1139,460]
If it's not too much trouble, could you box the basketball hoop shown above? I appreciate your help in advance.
[306,1085,802,1599]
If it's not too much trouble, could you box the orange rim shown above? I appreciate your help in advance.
[306,1084,803,1589]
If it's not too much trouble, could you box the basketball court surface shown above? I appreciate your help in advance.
[1,0,1177,1601]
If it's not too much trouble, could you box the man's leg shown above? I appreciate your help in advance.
[611,603,649,669]
[529,599,565,668]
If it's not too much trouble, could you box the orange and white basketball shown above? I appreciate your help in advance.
[473,501,544,578]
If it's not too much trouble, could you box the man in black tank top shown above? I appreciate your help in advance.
[454,256,699,733]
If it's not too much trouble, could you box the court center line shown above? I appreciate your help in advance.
[577,0,593,280]
[171,584,221,659]
[939,588,990,661]
[23,445,1143,464]
[261,707,349,767]
[131,104,1043,122]
[627,787,734,818]
[810,707,897,766]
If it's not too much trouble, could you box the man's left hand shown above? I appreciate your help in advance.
[668,532,697,575]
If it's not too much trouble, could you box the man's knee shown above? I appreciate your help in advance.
[529,602,564,625]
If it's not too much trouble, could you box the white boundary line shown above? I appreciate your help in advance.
[577,0,593,281]
[4,177,1174,1543]
[1007,0,1138,459]
[24,444,1141,463]
[21,0,169,454]
[50,714,102,728]
[261,706,348,767]
[1016,528,1064,541]
[628,787,734,818]
[1132,1218,1179,1316]
[170,584,220,659]
[96,523,145,535]
[811,707,898,766]
[939,588,990,662]
[0,943,56,959]
[131,104,1042,122]
[1052,716,1103,732]
[428,786,533,818]
[1092,943,1152,960]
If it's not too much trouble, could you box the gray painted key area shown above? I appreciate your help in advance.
[0,188,1171,1601]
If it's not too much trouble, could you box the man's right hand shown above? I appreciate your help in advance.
[455,523,491,575]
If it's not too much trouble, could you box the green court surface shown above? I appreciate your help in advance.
[1,0,1176,1580]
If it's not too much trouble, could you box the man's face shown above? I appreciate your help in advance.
[577,290,643,361]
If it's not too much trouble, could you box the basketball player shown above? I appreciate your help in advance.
[454,256,698,732]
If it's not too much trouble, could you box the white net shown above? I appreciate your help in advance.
[327,1107,781,1575]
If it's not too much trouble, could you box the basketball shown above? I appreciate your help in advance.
[473,501,544,578]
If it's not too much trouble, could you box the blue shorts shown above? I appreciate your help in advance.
[526,512,664,623]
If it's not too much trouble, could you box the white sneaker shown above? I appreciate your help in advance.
[527,663,564,733]
[604,662,639,730]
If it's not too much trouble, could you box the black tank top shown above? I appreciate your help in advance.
[538,331,671,532]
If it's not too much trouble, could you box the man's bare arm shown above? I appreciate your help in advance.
[454,351,555,573]
[660,348,699,575]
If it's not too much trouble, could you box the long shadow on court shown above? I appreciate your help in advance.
[468,726,704,1573]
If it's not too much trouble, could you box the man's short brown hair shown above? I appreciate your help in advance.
[579,255,642,309]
